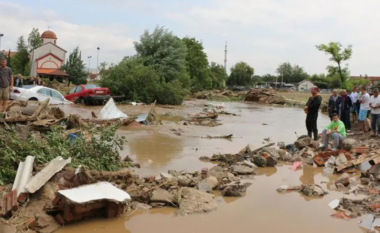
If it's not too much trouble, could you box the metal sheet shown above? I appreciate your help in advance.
[12,155,35,197]
[99,98,128,120]
[25,156,71,193]
[58,182,131,204]
[135,113,148,123]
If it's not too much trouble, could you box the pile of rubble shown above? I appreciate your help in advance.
[193,90,247,100]
[243,89,286,105]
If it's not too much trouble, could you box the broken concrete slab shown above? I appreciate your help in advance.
[25,156,71,194]
[294,137,312,149]
[335,173,351,187]
[221,182,252,197]
[262,147,280,160]
[197,176,219,193]
[177,187,217,216]
[341,138,357,151]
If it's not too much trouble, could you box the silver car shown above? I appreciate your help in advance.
[10,85,72,105]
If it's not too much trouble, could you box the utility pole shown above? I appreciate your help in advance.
[96,47,100,71]
[0,34,4,52]
[88,56,92,73]
[224,41,227,73]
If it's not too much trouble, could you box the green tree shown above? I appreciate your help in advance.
[208,62,228,89]
[226,62,254,86]
[12,36,29,75]
[133,26,189,86]
[100,56,185,105]
[276,62,308,83]
[316,42,352,83]
[182,37,211,90]
[61,47,87,85]
[28,28,43,51]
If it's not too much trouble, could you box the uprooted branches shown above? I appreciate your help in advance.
[0,124,129,185]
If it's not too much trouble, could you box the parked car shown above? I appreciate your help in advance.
[10,85,72,105]
[65,84,110,105]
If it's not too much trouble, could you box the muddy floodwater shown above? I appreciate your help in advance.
[57,101,365,233]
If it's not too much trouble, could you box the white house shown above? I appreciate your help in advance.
[30,30,69,79]
[297,80,314,91]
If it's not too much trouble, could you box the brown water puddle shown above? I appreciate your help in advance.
[57,101,366,233]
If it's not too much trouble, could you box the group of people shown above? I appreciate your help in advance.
[304,85,380,151]
[13,74,45,87]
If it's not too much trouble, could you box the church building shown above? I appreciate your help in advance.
[30,30,70,79]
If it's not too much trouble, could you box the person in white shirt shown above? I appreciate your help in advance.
[370,89,380,137]
[350,87,359,122]
[359,86,371,133]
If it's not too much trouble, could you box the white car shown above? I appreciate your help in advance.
[10,85,72,105]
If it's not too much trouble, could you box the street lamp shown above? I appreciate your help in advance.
[96,47,100,71]
[88,56,92,73]
[0,34,4,52]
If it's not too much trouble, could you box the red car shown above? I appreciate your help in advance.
[65,84,110,105]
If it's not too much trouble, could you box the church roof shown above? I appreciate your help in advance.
[41,30,57,39]
[31,42,67,53]
[37,68,70,77]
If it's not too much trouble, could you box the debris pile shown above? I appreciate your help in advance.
[243,89,286,105]
[193,90,246,100]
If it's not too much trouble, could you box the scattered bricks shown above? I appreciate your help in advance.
[149,176,155,183]
[313,150,351,167]
[116,204,125,216]
[17,193,29,204]
[63,204,74,222]
[1,189,18,216]
[52,196,61,207]
[106,202,118,218]
[25,218,37,230]
[370,204,380,211]
[353,147,369,154]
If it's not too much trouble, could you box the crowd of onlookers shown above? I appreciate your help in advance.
[327,86,380,136]
[304,85,380,151]
[13,74,45,87]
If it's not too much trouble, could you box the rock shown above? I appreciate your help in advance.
[243,160,258,170]
[221,182,252,197]
[277,150,286,160]
[349,178,358,188]
[253,155,266,167]
[130,202,152,210]
[209,166,227,181]
[341,138,357,151]
[168,170,181,177]
[306,155,314,166]
[238,144,255,155]
[177,187,217,216]
[328,184,337,191]
[151,189,175,203]
[231,165,255,175]
[301,185,327,196]
[177,175,192,187]
[151,202,166,207]
[262,148,280,160]
[266,156,278,167]
[135,178,145,185]
[160,173,178,189]
[335,153,348,166]
[160,173,175,180]
[294,137,312,149]
[197,176,219,193]
[361,178,371,185]
[277,142,286,149]
[227,173,236,181]
[335,173,350,187]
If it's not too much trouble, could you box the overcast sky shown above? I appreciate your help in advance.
[1,0,379,76]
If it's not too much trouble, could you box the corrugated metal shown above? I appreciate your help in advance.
[99,98,128,120]
[25,156,71,193]
[58,182,131,204]
[12,156,35,197]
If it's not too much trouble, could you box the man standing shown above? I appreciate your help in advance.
[340,90,353,132]
[304,86,322,140]
[370,89,380,137]
[13,74,23,87]
[320,113,346,151]
[0,58,13,112]
[359,86,371,133]
[350,87,359,122]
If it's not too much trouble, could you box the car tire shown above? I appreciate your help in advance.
[84,99,90,106]
[29,97,38,101]
[78,97,85,105]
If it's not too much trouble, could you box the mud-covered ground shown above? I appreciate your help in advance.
[47,100,371,233]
